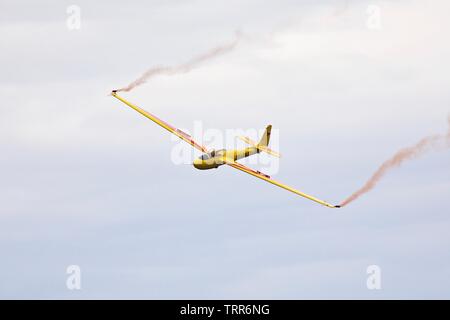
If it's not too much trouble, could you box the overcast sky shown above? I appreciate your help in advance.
[1,0,449,299]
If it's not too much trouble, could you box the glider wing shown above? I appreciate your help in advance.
[226,161,339,208]
[112,92,208,153]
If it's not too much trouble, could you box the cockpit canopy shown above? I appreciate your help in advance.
[198,149,226,160]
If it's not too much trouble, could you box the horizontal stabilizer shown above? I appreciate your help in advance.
[238,135,281,158]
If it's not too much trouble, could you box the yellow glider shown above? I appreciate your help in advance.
[111,90,340,208]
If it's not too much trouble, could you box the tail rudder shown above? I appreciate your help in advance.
[258,125,272,147]
[238,125,280,158]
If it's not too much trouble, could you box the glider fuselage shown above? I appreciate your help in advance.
[193,147,259,170]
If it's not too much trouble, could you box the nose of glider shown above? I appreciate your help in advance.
[193,158,202,169]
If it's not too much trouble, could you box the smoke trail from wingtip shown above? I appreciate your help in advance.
[116,32,242,93]
[339,116,450,207]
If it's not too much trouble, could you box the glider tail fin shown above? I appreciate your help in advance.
[258,125,272,147]
[238,125,281,158]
